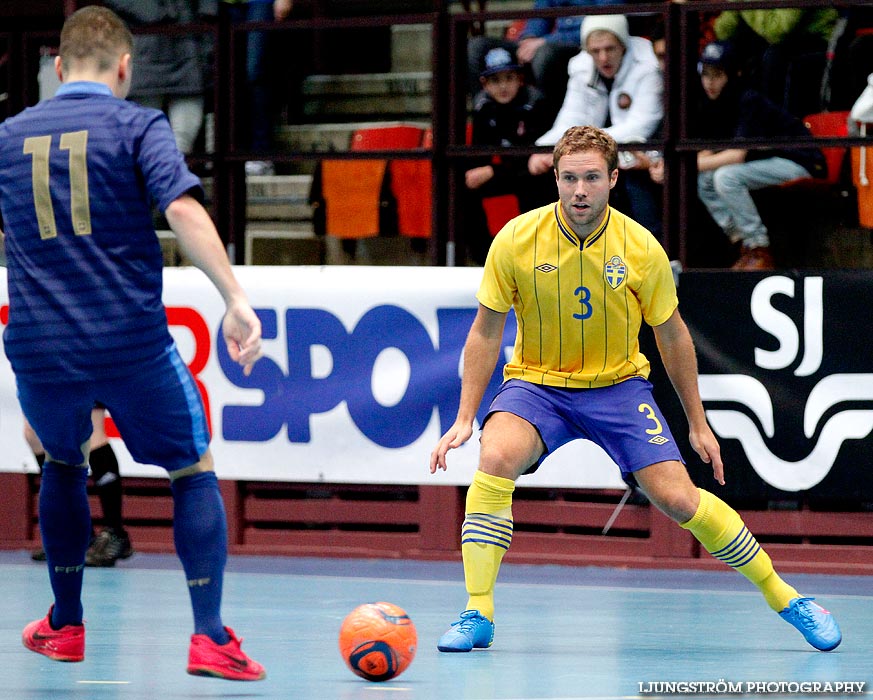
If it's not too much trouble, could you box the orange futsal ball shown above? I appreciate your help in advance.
[338,602,417,682]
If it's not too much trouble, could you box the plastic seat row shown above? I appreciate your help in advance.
[310,124,522,241]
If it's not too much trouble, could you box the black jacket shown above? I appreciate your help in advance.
[696,81,827,178]
[104,0,216,98]
[469,84,551,185]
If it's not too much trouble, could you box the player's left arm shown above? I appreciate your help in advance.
[651,309,725,485]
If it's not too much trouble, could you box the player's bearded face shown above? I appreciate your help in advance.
[555,152,616,235]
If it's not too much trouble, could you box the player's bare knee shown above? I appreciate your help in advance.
[644,484,699,523]
[478,440,530,481]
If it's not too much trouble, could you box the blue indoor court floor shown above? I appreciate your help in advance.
[1,551,871,700]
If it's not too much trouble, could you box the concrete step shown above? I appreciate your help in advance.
[243,220,430,267]
[322,237,431,266]
[156,230,190,267]
[161,220,430,267]
[301,71,431,120]
[274,120,430,153]
[244,222,321,265]
[202,174,314,222]
[391,24,432,73]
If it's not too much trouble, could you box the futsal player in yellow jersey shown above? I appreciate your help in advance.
[431,126,841,653]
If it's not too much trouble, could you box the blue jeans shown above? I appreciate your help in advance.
[697,157,810,248]
[227,0,274,152]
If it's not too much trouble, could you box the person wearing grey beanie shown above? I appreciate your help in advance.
[530,14,664,236]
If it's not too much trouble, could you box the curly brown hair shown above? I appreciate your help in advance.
[552,126,618,174]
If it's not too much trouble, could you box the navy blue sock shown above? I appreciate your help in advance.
[171,471,230,644]
[39,461,91,628]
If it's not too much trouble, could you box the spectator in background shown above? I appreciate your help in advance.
[694,41,826,270]
[222,0,293,176]
[467,0,625,123]
[713,1,838,117]
[530,14,664,237]
[105,0,214,155]
[463,48,552,264]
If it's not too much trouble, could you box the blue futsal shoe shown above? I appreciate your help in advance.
[778,597,842,651]
[437,609,495,652]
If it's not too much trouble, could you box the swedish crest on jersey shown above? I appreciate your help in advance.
[604,255,627,289]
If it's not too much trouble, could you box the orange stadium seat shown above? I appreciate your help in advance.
[389,128,432,239]
[481,193,521,236]
[320,125,424,239]
[781,111,850,190]
[805,111,850,186]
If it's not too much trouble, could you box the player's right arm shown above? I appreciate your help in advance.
[165,194,262,376]
[430,304,507,473]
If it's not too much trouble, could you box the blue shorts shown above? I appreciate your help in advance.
[17,343,209,472]
[486,378,684,485]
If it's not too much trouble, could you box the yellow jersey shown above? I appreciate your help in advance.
[477,202,678,388]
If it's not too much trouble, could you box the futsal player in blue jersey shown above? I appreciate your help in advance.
[0,6,265,680]
[430,125,842,654]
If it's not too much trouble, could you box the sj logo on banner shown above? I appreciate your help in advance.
[697,275,873,492]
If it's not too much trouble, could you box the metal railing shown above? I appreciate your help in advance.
[3,0,871,265]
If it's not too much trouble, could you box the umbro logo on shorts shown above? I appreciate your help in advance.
[648,435,670,445]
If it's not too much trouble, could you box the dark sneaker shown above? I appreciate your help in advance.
[22,607,85,662]
[187,627,266,681]
[35,531,98,563]
[437,609,495,652]
[85,528,133,567]
[779,597,842,651]
[732,245,774,270]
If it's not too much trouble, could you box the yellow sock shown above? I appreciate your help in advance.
[461,470,515,621]
[681,488,799,611]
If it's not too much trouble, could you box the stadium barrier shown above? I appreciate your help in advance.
[1,266,872,574]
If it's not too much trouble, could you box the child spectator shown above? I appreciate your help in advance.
[463,48,552,264]
[466,0,619,124]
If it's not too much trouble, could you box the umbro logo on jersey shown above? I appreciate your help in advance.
[535,263,557,273]
[648,435,670,445]
[604,255,627,289]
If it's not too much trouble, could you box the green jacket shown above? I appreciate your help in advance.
[714,6,838,45]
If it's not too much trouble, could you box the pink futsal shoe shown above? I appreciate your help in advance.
[187,626,266,681]
[22,608,85,662]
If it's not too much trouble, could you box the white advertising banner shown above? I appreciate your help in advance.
[0,265,624,488]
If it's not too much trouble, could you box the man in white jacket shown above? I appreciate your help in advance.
[529,15,664,235]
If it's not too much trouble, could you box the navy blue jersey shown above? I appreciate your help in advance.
[0,82,202,382]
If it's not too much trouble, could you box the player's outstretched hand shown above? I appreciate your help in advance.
[690,424,724,486]
[430,421,474,474]
[222,300,263,376]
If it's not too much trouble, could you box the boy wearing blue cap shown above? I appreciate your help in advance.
[463,48,551,264]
